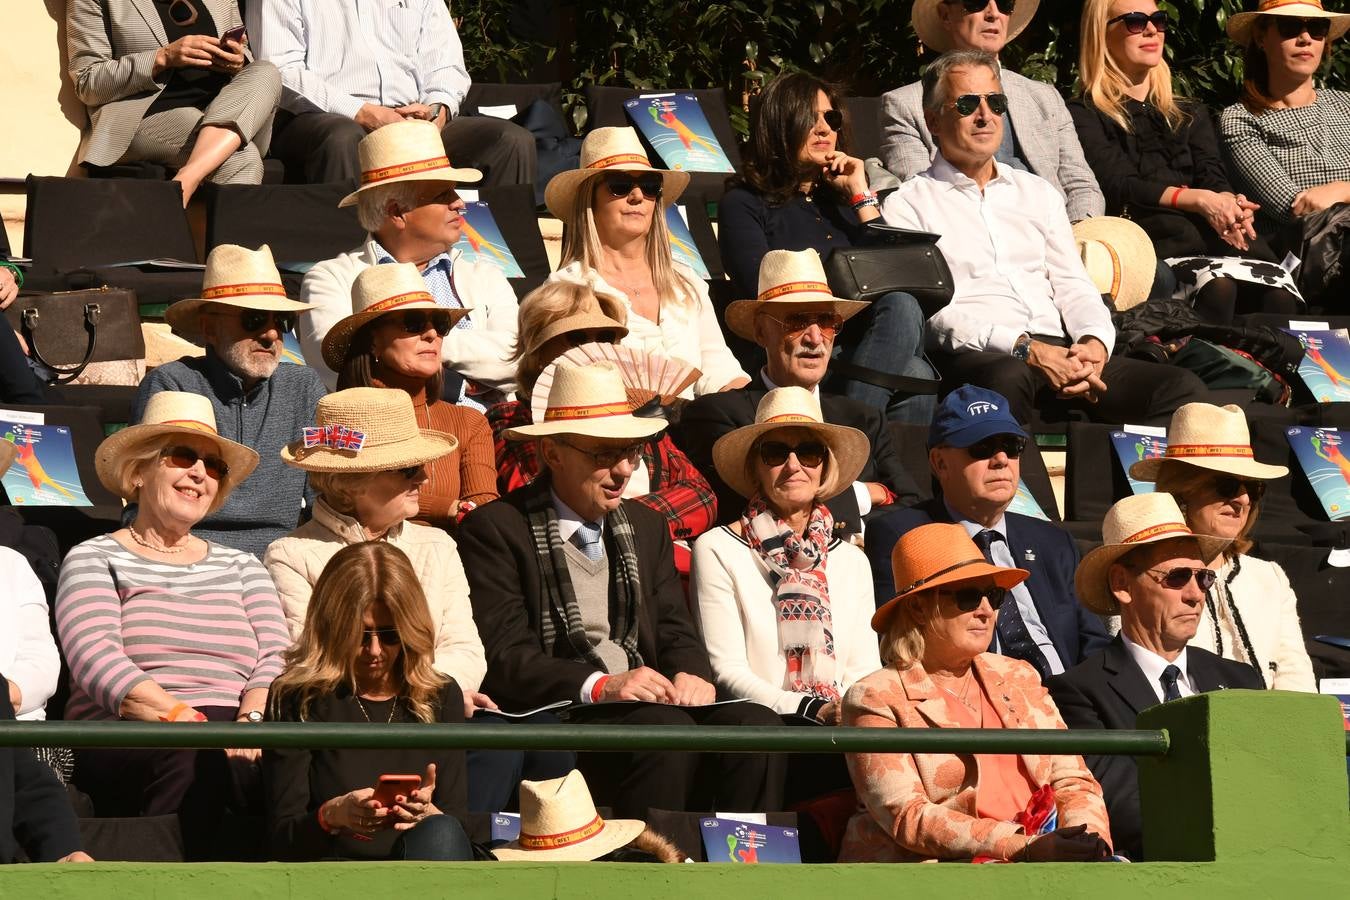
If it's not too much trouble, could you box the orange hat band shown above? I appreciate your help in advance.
[1257,0,1326,10]
[588,153,653,170]
[1165,444,1255,460]
[895,557,989,597]
[1102,243,1122,299]
[517,815,605,850]
[363,291,436,314]
[762,413,817,425]
[1120,522,1192,545]
[202,282,287,300]
[543,401,635,422]
[159,419,220,437]
[360,155,452,186]
[758,281,832,302]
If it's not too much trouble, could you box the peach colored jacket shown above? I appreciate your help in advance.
[839,652,1112,863]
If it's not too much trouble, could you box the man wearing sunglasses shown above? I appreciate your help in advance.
[880,0,1104,223]
[1047,492,1264,861]
[866,386,1110,680]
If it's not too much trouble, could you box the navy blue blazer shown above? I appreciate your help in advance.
[865,497,1111,669]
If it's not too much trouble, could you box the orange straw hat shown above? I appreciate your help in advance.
[338,119,482,208]
[320,262,469,372]
[1130,402,1288,482]
[871,523,1030,633]
[724,249,870,342]
[543,126,691,221]
[164,243,312,343]
[492,770,645,861]
[1228,0,1350,45]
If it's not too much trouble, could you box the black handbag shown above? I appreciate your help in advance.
[5,287,144,384]
[823,224,955,319]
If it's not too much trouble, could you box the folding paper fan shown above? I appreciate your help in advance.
[530,343,701,424]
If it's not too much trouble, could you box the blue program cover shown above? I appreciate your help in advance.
[1,424,92,506]
[624,94,735,173]
[280,330,307,365]
[1005,480,1050,521]
[700,817,801,864]
[1285,328,1350,403]
[665,205,710,278]
[490,813,521,843]
[455,201,525,278]
[1110,430,1167,495]
[1286,427,1350,520]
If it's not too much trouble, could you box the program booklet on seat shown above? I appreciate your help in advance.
[1284,326,1350,402]
[1,423,92,506]
[454,197,525,279]
[624,94,735,173]
[1286,426,1350,520]
[1110,425,1167,495]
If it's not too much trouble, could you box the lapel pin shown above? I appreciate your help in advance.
[1024,549,1036,562]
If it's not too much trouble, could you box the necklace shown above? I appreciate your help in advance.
[354,694,399,724]
[938,669,979,715]
[127,525,190,555]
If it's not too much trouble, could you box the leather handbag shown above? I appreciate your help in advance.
[4,287,144,384]
[823,225,955,319]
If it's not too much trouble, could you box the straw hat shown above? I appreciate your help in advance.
[337,119,482,208]
[319,263,469,372]
[493,770,645,862]
[711,386,870,502]
[724,249,870,342]
[1130,402,1288,481]
[164,244,312,343]
[281,387,457,472]
[1076,493,1231,616]
[871,523,1030,633]
[912,0,1040,52]
[543,126,691,221]
[525,308,629,358]
[95,391,259,502]
[1073,217,1156,312]
[1227,0,1350,46]
[504,360,667,441]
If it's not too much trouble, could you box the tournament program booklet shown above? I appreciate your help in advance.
[1006,480,1050,521]
[472,700,572,721]
[1285,426,1350,520]
[1110,425,1167,495]
[455,197,525,278]
[1284,325,1350,403]
[700,817,801,863]
[1,423,92,506]
[665,204,710,278]
[624,94,735,173]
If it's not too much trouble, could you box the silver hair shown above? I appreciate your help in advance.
[920,50,1001,117]
[356,182,427,233]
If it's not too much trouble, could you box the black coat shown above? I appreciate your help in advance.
[0,683,81,863]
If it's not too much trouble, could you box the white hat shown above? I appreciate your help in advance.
[164,244,312,343]
[338,120,482,208]
[1130,402,1289,481]
[1073,217,1157,312]
[281,387,457,472]
[505,360,667,441]
[724,249,870,342]
[912,0,1041,52]
[1228,0,1350,46]
[320,263,469,372]
[543,126,691,221]
[493,770,646,862]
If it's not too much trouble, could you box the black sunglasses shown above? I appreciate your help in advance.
[818,108,844,132]
[603,174,663,200]
[232,309,298,335]
[945,0,1015,14]
[758,440,827,468]
[390,309,454,337]
[1143,566,1218,592]
[965,434,1026,460]
[565,328,621,347]
[393,465,424,481]
[764,311,844,337]
[1271,16,1331,40]
[360,626,401,647]
[160,444,229,481]
[1106,10,1169,34]
[939,584,1009,612]
[952,93,1008,117]
[1212,475,1266,502]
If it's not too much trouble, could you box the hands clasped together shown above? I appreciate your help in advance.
[598,666,716,706]
[1027,337,1109,404]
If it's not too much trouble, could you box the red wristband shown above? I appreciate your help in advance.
[1169,186,1187,209]
[590,675,610,703]
[849,192,870,205]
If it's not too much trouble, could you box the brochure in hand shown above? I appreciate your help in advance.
[665,204,710,278]
[455,200,525,278]
[624,94,735,173]
[561,698,748,722]
[700,817,801,864]
[1285,426,1350,520]
[1110,426,1167,495]
[1005,480,1050,521]
[472,700,572,721]
[1,423,92,506]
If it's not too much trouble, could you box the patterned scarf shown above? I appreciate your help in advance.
[525,478,644,673]
[739,494,838,701]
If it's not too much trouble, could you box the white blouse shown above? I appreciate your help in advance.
[0,546,60,721]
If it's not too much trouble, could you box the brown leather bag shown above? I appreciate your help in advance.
[5,287,144,384]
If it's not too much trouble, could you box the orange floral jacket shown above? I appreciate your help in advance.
[838,652,1112,863]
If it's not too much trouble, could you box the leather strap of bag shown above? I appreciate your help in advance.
[22,303,101,385]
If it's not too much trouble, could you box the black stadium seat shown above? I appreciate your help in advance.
[843,96,883,162]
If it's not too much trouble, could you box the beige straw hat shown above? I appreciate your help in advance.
[1076,493,1231,615]
[505,360,668,441]
[164,244,312,343]
[95,391,259,503]
[1073,217,1157,312]
[543,126,691,221]
[320,262,469,372]
[1228,0,1350,46]
[724,249,870,342]
[912,0,1040,52]
[1130,402,1289,481]
[281,386,457,472]
[525,309,629,359]
[338,119,482,208]
[493,770,645,862]
[711,386,870,502]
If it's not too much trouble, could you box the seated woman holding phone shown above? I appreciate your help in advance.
[263,542,473,861]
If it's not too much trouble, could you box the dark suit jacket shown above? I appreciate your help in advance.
[1046,637,1264,861]
[865,498,1111,668]
[671,382,921,537]
[457,479,713,711]
[0,682,81,863]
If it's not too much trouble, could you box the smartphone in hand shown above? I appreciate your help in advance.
[221,25,247,48]
[370,774,422,809]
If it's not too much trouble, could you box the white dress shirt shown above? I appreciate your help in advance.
[881,155,1115,356]
[1123,635,1196,704]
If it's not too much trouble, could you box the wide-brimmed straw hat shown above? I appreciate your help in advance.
[1227,0,1350,46]
[912,0,1040,52]
[724,249,870,342]
[1130,402,1288,482]
[95,391,259,503]
[543,126,691,221]
[1073,217,1156,312]
[525,309,629,358]
[505,360,667,441]
[1076,493,1231,616]
[164,244,312,343]
[872,522,1030,633]
[281,387,457,472]
[338,119,482,208]
[711,386,870,503]
[493,770,645,862]
[319,263,469,372]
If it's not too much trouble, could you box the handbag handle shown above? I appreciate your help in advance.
[22,302,101,385]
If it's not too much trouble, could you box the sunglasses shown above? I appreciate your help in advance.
[758,440,827,468]
[1212,475,1265,502]
[965,434,1026,460]
[764,311,845,337]
[1142,566,1218,592]
[160,444,229,481]
[555,438,645,469]
[1271,16,1331,40]
[603,174,663,201]
[221,309,298,335]
[951,93,1008,117]
[392,465,425,481]
[938,584,1009,612]
[564,328,621,347]
[817,108,844,132]
[1106,10,1169,34]
[387,309,454,337]
[360,626,402,648]
[945,0,1015,14]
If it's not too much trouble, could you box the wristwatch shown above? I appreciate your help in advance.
[240,710,264,724]
[1011,333,1032,363]
[427,102,447,123]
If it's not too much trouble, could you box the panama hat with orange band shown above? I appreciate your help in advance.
[320,262,470,372]
[493,770,646,861]
[164,243,313,344]
[1227,0,1350,47]
[724,248,870,342]
[338,119,482,208]
[543,126,691,221]
[1129,402,1288,482]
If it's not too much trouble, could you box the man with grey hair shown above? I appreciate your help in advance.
[881,51,1205,427]
[299,122,520,406]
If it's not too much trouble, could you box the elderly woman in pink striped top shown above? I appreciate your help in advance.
[55,392,288,858]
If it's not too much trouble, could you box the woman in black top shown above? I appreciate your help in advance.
[719,73,935,423]
[1072,0,1302,322]
[264,542,473,861]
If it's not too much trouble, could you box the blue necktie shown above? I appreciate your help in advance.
[1160,664,1183,703]
[572,521,603,561]
[974,529,1052,681]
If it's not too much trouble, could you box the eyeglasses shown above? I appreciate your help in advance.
[387,309,454,337]
[1142,566,1218,591]
[218,309,298,335]
[564,328,620,347]
[938,584,1009,612]
[1271,16,1331,40]
[603,174,663,201]
[554,438,645,469]
[160,445,229,481]
[951,93,1008,117]
[763,311,844,337]
[965,434,1026,460]
[1211,476,1265,502]
[817,108,844,132]
[361,626,401,648]
[391,465,425,481]
[161,0,199,26]
[1106,11,1169,34]
[758,440,827,468]
[421,187,461,206]
[945,0,1015,14]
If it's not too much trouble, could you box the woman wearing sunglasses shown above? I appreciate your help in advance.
[838,521,1114,863]
[55,391,285,858]
[265,541,473,861]
[323,263,498,529]
[1130,403,1315,691]
[545,127,750,398]
[1073,0,1304,322]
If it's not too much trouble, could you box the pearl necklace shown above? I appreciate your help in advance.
[127,525,190,555]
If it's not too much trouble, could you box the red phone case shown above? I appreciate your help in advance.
[370,774,421,808]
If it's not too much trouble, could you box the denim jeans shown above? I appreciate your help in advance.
[828,290,937,424]
[394,814,475,861]
[465,711,575,813]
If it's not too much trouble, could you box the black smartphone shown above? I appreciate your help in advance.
[221,25,247,47]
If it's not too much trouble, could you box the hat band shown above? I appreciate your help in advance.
[1100,242,1122,299]
[757,281,832,302]
[762,413,818,425]
[362,291,435,314]
[587,153,652,171]
[543,401,634,422]
[159,419,220,436]
[360,155,452,187]
[1165,443,1255,460]
[202,282,288,300]
[1257,0,1326,11]
[896,557,989,596]
[1120,522,1193,545]
[517,814,605,850]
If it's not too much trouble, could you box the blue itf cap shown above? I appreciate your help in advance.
[927,385,1028,449]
